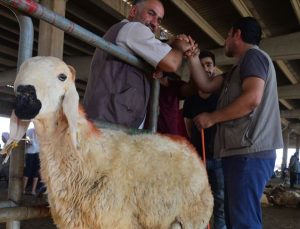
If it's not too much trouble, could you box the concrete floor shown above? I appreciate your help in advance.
[0,179,299,229]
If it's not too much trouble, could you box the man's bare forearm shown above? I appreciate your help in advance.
[188,56,223,93]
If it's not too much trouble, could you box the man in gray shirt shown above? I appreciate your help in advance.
[187,17,283,229]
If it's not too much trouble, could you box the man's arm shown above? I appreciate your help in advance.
[157,49,184,72]
[193,76,265,129]
[117,23,191,73]
[184,118,193,139]
[157,38,192,72]
[188,55,224,93]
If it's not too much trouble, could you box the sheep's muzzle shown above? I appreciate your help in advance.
[14,85,41,120]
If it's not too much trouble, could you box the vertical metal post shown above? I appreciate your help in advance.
[0,0,158,132]
[281,128,291,172]
[16,13,34,71]
[148,79,160,133]
[296,135,300,153]
[6,12,33,229]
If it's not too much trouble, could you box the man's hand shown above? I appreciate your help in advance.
[157,34,196,72]
[185,46,200,59]
[152,69,164,79]
[193,112,216,130]
[171,34,193,53]
[175,34,190,43]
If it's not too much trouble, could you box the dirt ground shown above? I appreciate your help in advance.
[0,180,299,229]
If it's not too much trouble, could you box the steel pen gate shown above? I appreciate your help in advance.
[0,0,161,228]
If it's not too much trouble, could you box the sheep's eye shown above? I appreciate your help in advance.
[58,73,67,82]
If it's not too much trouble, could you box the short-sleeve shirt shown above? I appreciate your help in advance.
[240,48,269,81]
[183,93,220,159]
[1,132,9,143]
[26,128,40,154]
[157,80,187,137]
[116,19,172,68]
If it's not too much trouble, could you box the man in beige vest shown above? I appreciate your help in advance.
[186,17,283,229]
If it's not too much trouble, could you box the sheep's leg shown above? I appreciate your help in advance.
[170,218,183,229]
[170,222,182,229]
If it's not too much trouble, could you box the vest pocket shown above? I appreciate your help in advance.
[223,116,253,150]
[112,87,145,126]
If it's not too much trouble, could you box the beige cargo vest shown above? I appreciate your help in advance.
[214,46,283,158]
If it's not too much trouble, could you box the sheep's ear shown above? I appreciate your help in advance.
[68,65,76,81]
[1,111,30,162]
[9,110,30,142]
[62,68,79,149]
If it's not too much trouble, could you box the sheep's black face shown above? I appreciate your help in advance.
[14,85,42,120]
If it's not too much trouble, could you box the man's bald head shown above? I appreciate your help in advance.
[128,0,164,33]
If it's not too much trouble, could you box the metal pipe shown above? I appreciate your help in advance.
[0,1,161,226]
[93,120,150,135]
[4,9,34,229]
[7,141,24,229]
[0,0,153,73]
[0,0,159,131]
[0,206,50,223]
[15,13,34,72]
[148,80,160,132]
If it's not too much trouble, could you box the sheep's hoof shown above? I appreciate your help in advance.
[170,219,183,229]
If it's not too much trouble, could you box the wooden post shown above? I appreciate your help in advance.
[38,0,67,58]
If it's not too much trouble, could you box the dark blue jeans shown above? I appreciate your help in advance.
[206,159,227,229]
[222,156,275,229]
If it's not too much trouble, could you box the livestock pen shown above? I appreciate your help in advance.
[0,0,162,228]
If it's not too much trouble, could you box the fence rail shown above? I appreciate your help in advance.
[0,0,160,227]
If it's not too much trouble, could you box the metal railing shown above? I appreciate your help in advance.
[0,0,161,227]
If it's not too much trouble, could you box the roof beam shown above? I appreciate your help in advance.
[230,0,299,127]
[168,0,225,73]
[0,85,14,95]
[89,0,129,19]
[170,0,225,46]
[67,3,108,33]
[289,123,300,134]
[291,0,300,24]
[5,60,298,98]
[0,68,16,85]
[276,60,298,84]
[231,0,252,17]
[278,84,300,99]
[0,43,18,58]
[0,100,13,117]
[228,0,300,84]
[279,99,294,110]
[0,56,16,67]
[281,118,290,128]
[212,31,300,65]
[230,0,300,87]
[279,99,296,128]
[0,6,93,56]
[64,56,92,81]
[0,57,92,85]
[281,109,300,119]
[230,0,269,37]
[90,0,172,38]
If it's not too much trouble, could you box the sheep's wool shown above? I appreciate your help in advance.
[5,56,213,229]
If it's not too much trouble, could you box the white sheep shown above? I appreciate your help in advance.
[2,56,213,229]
